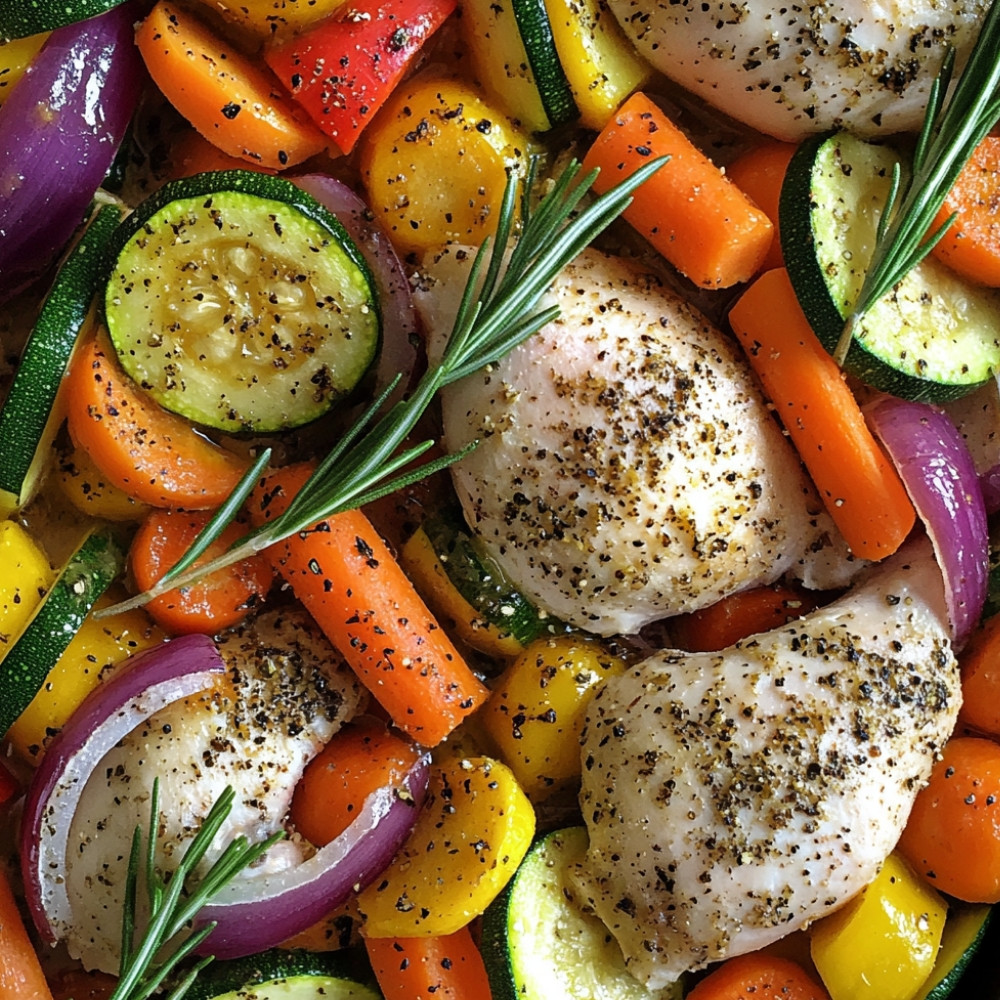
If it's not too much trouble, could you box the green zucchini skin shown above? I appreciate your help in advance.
[422,512,549,648]
[103,168,381,434]
[481,826,683,1000]
[0,203,122,515]
[915,906,992,1000]
[200,976,380,1000]
[509,0,579,130]
[183,948,374,1000]
[0,529,122,739]
[0,0,131,39]
[780,131,1000,402]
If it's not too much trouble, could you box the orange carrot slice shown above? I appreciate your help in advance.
[290,717,422,845]
[582,91,773,288]
[252,463,488,745]
[64,331,249,509]
[686,952,830,1000]
[728,268,915,559]
[135,1,327,170]
[931,134,1000,287]
[129,508,272,634]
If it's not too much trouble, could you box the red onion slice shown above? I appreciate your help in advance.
[19,634,225,945]
[866,396,989,648]
[0,2,144,301]
[294,173,422,408]
[196,754,429,959]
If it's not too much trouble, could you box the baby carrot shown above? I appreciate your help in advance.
[129,508,272,635]
[64,331,250,509]
[931,134,1000,287]
[581,91,773,288]
[366,927,493,999]
[252,463,488,745]
[0,868,54,1000]
[724,140,798,274]
[135,1,327,170]
[728,268,915,559]
[686,952,830,1000]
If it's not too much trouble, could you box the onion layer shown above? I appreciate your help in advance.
[866,396,988,648]
[295,173,422,408]
[197,754,429,959]
[19,634,225,945]
[0,3,143,300]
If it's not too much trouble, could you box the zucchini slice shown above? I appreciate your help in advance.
[202,976,379,1000]
[481,826,684,1000]
[780,132,1000,402]
[0,0,131,40]
[914,905,991,1000]
[404,512,549,656]
[104,169,379,434]
[0,528,122,739]
[462,0,578,133]
[185,948,372,1000]
[0,203,121,518]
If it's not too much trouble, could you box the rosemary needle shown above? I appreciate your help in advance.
[835,1,1000,363]
[108,780,283,1000]
[100,153,668,613]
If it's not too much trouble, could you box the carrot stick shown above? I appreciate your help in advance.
[290,716,423,845]
[728,268,915,559]
[686,952,830,1000]
[0,868,54,1000]
[897,735,1000,903]
[930,134,1000,287]
[135,1,327,170]
[129,508,272,635]
[724,140,798,274]
[64,331,250,509]
[251,463,488,745]
[366,927,493,1000]
[670,582,826,653]
[581,91,773,288]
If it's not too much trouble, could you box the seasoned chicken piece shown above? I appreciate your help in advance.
[62,608,367,972]
[576,536,960,988]
[607,0,988,141]
[416,247,858,637]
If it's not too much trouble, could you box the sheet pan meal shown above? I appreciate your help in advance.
[3,0,1000,996]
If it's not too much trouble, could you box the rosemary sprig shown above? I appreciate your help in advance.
[108,780,284,1000]
[835,2,1000,362]
[99,154,667,613]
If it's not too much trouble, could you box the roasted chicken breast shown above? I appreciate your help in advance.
[575,536,959,987]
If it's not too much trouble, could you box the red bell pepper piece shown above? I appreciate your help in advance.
[265,0,456,154]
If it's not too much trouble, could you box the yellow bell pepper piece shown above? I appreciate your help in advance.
[5,587,164,762]
[194,0,347,39]
[0,31,48,104]
[0,521,52,657]
[481,633,624,801]
[358,755,535,936]
[810,852,947,1000]
[360,76,529,256]
[542,0,650,131]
